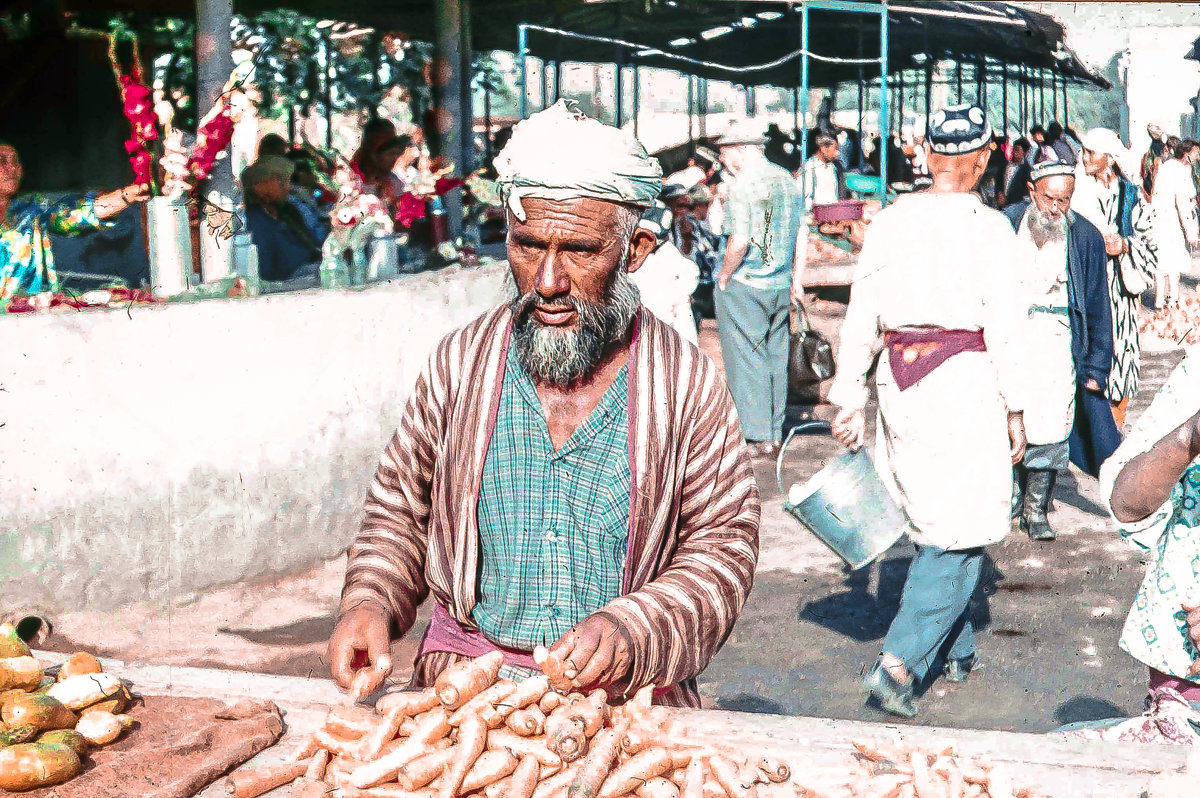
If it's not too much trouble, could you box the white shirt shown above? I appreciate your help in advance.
[1150,159,1199,273]
[664,165,706,190]
[630,242,699,345]
[800,155,839,210]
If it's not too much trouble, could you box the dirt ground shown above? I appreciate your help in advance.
[35,298,1192,734]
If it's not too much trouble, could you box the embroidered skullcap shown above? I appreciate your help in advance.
[660,183,691,202]
[638,200,673,249]
[1080,128,1128,161]
[718,118,768,147]
[1030,161,1076,182]
[493,99,663,222]
[927,104,992,155]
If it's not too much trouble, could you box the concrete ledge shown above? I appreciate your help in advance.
[0,263,512,613]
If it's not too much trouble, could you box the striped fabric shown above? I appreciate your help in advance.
[473,342,631,650]
[340,305,761,707]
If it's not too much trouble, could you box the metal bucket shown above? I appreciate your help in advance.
[776,422,911,570]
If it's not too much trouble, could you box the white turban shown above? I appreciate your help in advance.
[493,100,663,222]
[1080,128,1126,159]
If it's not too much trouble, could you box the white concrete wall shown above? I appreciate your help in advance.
[0,263,512,613]
[1126,26,1200,144]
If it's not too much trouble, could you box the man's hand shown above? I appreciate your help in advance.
[1083,378,1103,394]
[790,279,806,309]
[1008,411,1027,466]
[832,407,866,452]
[1103,234,1127,258]
[546,614,633,694]
[328,603,392,690]
[1184,600,1200,678]
[716,267,735,291]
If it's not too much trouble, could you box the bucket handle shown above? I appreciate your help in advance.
[775,420,835,497]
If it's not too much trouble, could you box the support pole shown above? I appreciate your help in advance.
[196,0,234,284]
[975,59,984,106]
[924,55,932,132]
[1052,70,1059,120]
[434,0,465,239]
[856,21,865,170]
[698,77,708,139]
[632,65,640,139]
[615,56,624,127]
[687,73,695,150]
[553,61,561,103]
[323,32,334,151]
[517,24,528,119]
[801,1,810,182]
[879,0,889,204]
[1001,62,1008,135]
[955,58,963,102]
[1063,78,1070,128]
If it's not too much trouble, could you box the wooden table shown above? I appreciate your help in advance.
[802,254,856,288]
[34,652,1190,797]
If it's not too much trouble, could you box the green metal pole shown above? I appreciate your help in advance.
[801,0,810,173]
[517,24,528,119]
[879,1,889,204]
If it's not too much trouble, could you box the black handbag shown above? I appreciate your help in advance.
[788,305,836,404]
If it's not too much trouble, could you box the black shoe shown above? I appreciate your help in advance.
[864,661,918,718]
[1020,469,1057,542]
[943,653,976,683]
[1010,466,1026,521]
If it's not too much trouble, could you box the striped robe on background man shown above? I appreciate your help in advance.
[340,305,762,707]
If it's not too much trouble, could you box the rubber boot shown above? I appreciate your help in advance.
[1021,469,1057,542]
[1010,466,1026,521]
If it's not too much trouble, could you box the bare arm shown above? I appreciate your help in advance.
[1111,413,1199,523]
[717,234,749,288]
[92,184,152,221]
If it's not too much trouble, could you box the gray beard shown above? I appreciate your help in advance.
[510,266,641,388]
[1028,206,1067,249]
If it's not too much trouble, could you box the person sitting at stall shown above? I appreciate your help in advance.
[0,140,150,305]
[286,150,333,242]
[257,133,291,160]
[241,155,323,283]
[351,117,397,181]
[800,131,845,219]
[327,100,759,707]
[357,133,419,217]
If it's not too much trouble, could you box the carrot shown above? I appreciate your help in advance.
[436,652,505,710]
[545,709,588,763]
[574,691,609,737]
[350,707,452,789]
[598,748,675,798]
[437,714,488,798]
[305,750,331,782]
[377,689,442,718]
[290,779,331,798]
[502,755,542,798]
[756,760,789,785]
[701,781,726,798]
[358,705,411,761]
[289,733,321,763]
[707,756,755,798]
[681,758,705,798]
[223,762,308,798]
[397,747,458,790]
[327,705,379,739]
[497,675,550,717]
[567,728,621,798]
[361,786,439,798]
[637,778,680,798]
[533,646,573,689]
[540,691,565,713]
[486,728,563,767]
[533,764,585,798]
[461,750,520,793]
[315,726,367,758]
[488,775,515,798]
[984,768,1015,798]
[352,655,394,702]
[669,770,687,789]
[449,680,518,727]
[506,704,547,736]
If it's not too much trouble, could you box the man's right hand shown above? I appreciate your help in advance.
[1103,234,1126,258]
[328,603,392,689]
[832,407,865,451]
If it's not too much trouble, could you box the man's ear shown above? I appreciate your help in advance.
[625,228,657,275]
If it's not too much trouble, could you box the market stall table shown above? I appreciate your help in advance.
[31,652,1190,798]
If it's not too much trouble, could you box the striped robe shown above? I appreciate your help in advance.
[340,304,761,707]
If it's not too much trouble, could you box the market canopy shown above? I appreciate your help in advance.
[23,0,1107,89]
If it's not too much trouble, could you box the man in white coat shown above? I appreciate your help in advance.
[631,201,700,344]
[831,104,1028,718]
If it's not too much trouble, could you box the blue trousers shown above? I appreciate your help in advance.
[883,544,984,683]
[713,278,790,442]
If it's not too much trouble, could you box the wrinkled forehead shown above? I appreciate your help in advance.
[508,195,635,233]
[1034,174,1075,198]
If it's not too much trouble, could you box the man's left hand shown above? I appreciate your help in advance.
[1083,378,1103,394]
[123,184,153,204]
[1184,600,1200,677]
[547,614,633,694]
[1008,411,1027,466]
[1103,234,1126,258]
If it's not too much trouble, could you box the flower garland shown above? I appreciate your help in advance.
[108,32,159,194]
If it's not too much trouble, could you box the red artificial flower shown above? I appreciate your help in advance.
[124,138,143,155]
[128,148,154,184]
[395,192,427,229]
[185,105,236,180]
[434,176,465,196]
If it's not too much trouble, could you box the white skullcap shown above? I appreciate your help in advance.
[1080,128,1127,159]
[493,99,663,222]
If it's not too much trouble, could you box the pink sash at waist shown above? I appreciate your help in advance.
[418,603,538,670]
[885,328,987,392]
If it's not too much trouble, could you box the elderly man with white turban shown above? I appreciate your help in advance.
[1073,127,1158,429]
[327,101,760,707]
[1002,160,1117,542]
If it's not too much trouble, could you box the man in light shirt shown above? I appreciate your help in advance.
[799,131,844,217]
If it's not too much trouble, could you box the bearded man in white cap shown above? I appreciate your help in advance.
[831,104,1028,718]
[1001,161,1117,542]
[1074,127,1158,429]
[327,100,760,708]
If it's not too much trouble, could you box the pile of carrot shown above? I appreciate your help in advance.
[837,738,1047,798]
[0,625,136,792]
[224,650,800,798]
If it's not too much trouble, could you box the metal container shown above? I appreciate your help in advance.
[776,422,910,570]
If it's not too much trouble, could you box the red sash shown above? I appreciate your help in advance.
[885,329,987,391]
[418,603,538,670]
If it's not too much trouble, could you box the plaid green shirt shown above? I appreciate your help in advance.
[472,343,631,652]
